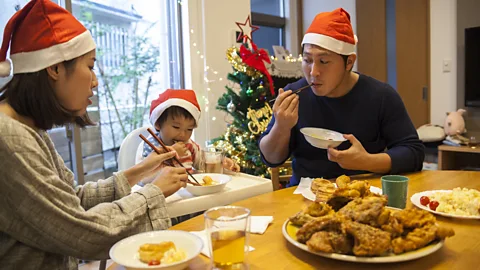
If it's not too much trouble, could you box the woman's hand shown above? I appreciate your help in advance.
[124,149,176,186]
[152,167,188,197]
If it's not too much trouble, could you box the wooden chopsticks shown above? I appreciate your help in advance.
[268,84,313,104]
[139,128,201,186]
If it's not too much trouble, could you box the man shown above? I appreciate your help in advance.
[259,8,424,187]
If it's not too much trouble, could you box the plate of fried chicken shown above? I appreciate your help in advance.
[284,179,455,263]
[302,175,382,204]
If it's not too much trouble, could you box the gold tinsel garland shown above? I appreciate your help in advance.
[226,47,263,78]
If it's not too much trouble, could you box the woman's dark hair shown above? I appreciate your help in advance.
[0,58,95,130]
[155,106,197,128]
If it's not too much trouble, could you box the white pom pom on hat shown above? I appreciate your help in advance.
[0,59,11,77]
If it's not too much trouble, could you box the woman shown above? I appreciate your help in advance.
[0,1,187,269]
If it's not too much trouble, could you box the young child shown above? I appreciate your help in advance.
[142,89,240,173]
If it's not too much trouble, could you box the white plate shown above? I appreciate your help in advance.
[410,190,480,220]
[109,230,203,270]
[302,184,382,201]
[300,127,347,149]
[282,220,444,263]
[185,173,231,196]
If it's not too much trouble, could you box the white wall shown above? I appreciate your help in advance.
[302,0,357,70]
[457,0,480,133]
[184,0,251,147]
[430,0,458,126]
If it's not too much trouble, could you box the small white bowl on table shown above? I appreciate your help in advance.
[300,127,346,149]
[185,173,232,196]
[109,230,203,270]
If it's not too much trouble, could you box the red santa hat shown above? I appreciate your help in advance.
[302,8,358,55]
[149,89,201,127]
[0,0,96,77]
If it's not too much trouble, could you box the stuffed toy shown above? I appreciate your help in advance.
[444,109,467,136]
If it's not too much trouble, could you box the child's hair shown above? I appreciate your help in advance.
[155,106,197,129]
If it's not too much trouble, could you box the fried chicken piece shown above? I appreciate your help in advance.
[326,180,375,211]
[289,212,319,227]
[344,221,391,256]
[307,231,353,254]
[335,174,351,188]
[311,178,336,202]
[337,196,389,227]
[306,202,334,217]
[381,215,404,238]
[391,223,454,254]
[393,207,436,229]
[289,202,334,226]
[296,215,346,244]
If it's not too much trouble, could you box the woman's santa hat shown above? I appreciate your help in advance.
[150,89,201,127]
[302,8,358,55]
[0,0,96,77]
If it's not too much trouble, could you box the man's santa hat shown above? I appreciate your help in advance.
[0,0,96,77]
[149,89,201,127]
[302,8,358,55]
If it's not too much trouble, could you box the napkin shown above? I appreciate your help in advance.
[189,230,255,258]
[214,216,273,235]
[293,177,314,194]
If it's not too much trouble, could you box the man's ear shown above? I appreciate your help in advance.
[46,64,61,81]
[346,54,357,71]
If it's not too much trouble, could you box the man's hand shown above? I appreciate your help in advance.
[272,88,299,131]
[327,134,370,171]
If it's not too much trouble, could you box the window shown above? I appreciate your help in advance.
[251,0,286,57]
[69,0,184,183]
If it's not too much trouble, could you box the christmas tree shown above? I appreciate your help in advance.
[211,18,279,178]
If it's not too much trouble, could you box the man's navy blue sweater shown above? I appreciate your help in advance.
[259,73,425,186]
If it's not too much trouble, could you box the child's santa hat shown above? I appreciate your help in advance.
[0,0,96,77]
[149,89,201,127]
[302,8,358,55]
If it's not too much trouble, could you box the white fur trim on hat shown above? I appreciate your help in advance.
[302,33,357,55]
[10,30,96,74]
[149,98,201,127]
[0,59,11,77]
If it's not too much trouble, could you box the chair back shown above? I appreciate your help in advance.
[270,160,292,191]
[118,127,150,171]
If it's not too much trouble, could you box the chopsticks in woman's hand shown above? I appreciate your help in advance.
[139,129,201,186]
[268,84,313,104]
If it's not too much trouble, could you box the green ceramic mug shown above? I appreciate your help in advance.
[381,175,409,209]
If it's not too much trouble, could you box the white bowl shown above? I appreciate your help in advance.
[300,127,346,149]
[185,173,231,196]
[109,230,203,270]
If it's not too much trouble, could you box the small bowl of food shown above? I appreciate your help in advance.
[185,173,231,196]
[109,230,203,270]
[300,127,346,149]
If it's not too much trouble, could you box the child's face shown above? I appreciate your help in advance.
[157,114,196,145]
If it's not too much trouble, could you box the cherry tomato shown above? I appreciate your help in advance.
[420,196,430,206]
[429,200,439,211]
[148,260,160,266]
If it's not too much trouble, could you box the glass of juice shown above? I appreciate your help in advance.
[199,147,224,174]
[204,206,251,270]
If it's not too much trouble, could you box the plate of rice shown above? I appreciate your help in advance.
[411,188,480,219]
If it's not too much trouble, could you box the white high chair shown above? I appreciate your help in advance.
[117,126,150,171]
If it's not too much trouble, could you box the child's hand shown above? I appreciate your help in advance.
[223,157,240,172]
[172,142,188,157]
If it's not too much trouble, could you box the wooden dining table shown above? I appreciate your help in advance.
[107,170,480,270]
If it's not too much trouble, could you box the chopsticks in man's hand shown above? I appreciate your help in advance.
[268,84,313,104]
[139,129,201,186]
